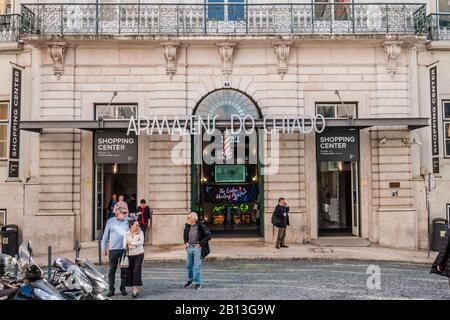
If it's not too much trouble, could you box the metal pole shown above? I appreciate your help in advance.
[427,190,431,258]
[98,236,102,266]
[47,246,52,280]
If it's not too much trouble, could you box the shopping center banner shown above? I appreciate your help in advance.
[94,131,137,164]
[7,66,22,179]
[316,129,359,162]
[204,184,258,203]
[430,65,439,174]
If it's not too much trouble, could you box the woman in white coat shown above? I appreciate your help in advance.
[123,219,145,298]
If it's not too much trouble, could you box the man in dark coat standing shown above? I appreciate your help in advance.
[272,197,290,249]
[431,227,450,287]
[183,212,212,290]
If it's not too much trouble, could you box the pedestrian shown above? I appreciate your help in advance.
[128,194,137,218]
[183,212,212,290]
[107,194,118,219]
[114,195,129,216]
[102,206,130,297]
[136,199,152,243]
[431,227,450,287]
[271,197,290,249]
[123,219,145,298]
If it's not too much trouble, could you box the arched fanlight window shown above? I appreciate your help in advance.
[194,89,261,120]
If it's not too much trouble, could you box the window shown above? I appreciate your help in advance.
[316,102,357,119]
[0,209,5,227]
[314,0,351,21]
[0,102,8,159]
[95,104,137,120]
[438,0,450,13]
[208,0,245,22]
[443,101,450,158]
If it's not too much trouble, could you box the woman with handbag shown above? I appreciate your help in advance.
[123,219,145,298]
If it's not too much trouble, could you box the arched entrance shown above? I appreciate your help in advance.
[191,89,264,237]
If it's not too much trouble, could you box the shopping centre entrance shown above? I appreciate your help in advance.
[191,89,263,237]
[316,128,360,237]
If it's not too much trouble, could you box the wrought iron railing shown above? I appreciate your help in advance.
[427,13,450,40]
[0,14,21,42]
[20,3,427,37]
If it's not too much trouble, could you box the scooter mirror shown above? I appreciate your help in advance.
[27,241,33,256]
[75,240,81,260]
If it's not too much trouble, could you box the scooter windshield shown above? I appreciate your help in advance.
[18,242,43,274]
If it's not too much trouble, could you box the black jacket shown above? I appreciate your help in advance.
[272,204,290,228]
[183,221,212,259]
[136,205,151,225]
[431,228,450,278]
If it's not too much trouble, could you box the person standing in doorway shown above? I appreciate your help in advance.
[114,195,129,216]
[107,194,118,219]
[272,197,290,249]
[253,200,260,232]
[136,199,151,244]
[128,194,137,218]
[102,207,130,297]
[123,219,145,298]
[183,212,212,290]
[431,226,450,288]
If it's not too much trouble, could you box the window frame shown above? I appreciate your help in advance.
[0,101,9,160]
[207,0,245,22]
[0,208,6,227]
[437,0,450,13]
[442,100,450,158]
[313,0,353,22]
[315,101,358,119]
[94,103,138,121]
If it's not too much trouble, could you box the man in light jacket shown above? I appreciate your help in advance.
[102,206,129,297]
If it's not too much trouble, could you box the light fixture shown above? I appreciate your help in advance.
[112,163,119,174]
[378,137,387,145]
[201,177,208,183]
[252,176,257,181]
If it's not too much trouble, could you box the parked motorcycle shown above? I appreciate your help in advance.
[50,242,109,300]
[7,241,65,300]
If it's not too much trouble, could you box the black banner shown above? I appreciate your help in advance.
[430,66,439,173]
[204,184,258,203]
[7,67,22,179]
[316,129,359,162]
[94,131,137,164]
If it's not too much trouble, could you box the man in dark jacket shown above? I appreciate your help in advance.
[272,197,290,249]
[431,227,450,287]
[183,212,212,290]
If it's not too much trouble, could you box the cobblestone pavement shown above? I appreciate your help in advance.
[108,259,450,300]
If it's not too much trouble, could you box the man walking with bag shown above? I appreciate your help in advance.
[272,197,290,249]
[102,206,130,297]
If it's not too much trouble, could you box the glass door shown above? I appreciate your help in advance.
[351,161,360,236]
[94,163,104,240]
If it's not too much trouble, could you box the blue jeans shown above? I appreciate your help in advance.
[186,245,202,284]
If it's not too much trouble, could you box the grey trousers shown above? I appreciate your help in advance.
[276,227,287,248]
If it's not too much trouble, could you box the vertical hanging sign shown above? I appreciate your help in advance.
[430,65,439,174]
[7,66,22,180]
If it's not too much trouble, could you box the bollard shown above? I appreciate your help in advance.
[98,237,102,266]
[14,254,18,277]
[47,246,52,281]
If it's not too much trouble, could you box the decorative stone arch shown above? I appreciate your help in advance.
[193,88,263,120]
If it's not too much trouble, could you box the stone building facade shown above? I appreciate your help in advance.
[0,0,448,255]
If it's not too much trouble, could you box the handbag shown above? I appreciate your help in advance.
[119,247,129,269]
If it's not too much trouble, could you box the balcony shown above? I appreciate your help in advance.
[427,13,450,41]
[19,2,427,39]
[0,14,21,42]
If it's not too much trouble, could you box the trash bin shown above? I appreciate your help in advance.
[432,218,448,252]
[1,225,19,256]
